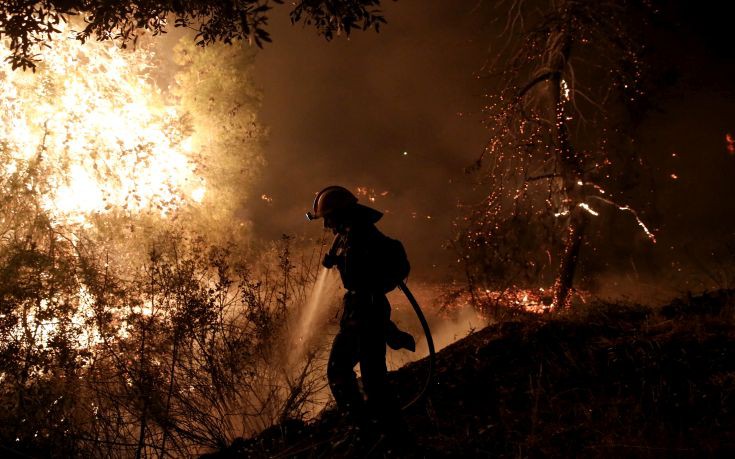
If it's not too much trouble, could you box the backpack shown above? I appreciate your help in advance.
[379,236,410,293]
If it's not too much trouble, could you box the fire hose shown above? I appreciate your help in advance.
[398,280,436,411]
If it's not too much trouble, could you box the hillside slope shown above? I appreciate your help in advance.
[209,290,735,458]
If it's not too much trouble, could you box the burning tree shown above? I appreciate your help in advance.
[0,2,394,453]
[0,21,331,455]
[458,0,659,310]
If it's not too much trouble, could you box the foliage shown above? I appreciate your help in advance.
[0,24,265,248]
[172,38,266,244]
[0,0,389,70]
[0,27,205,228]
[0,187,325,456]
[289,0,387,39]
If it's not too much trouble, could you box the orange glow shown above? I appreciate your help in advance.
[0,22,205,227]
[480,287,553,313]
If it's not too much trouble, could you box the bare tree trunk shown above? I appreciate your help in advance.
[547,3,586,309]
[553,212,588,308]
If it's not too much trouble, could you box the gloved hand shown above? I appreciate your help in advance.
[386,320,416,352]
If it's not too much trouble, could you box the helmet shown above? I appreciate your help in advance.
[306,186,358,221]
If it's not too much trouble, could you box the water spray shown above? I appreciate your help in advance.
[292,267,337,362]
[291,232,341,363]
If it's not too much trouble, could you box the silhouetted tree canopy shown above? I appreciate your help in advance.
[0,0,387,70]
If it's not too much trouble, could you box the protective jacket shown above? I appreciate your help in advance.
[328,223,409,294]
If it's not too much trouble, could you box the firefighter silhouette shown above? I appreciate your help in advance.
[307,185,415,438]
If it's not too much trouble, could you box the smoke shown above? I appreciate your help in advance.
[249,1,492,282]
[427,305,488,351]
[386,282,489,370]
[243,0,735,301]
[284,267,489,383]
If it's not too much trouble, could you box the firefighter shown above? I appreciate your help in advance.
[307,185,415,442]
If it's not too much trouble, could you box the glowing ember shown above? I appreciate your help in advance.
[480,287,553,313]
[578,202,600,216]
[588,196,656,243]
[0,23,205,226]
[355,186,389,206]
[561,79,571,100]
[726,133,735,155]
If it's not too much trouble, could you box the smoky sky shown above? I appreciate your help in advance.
[246,1,735,290]
[248,0,493,280]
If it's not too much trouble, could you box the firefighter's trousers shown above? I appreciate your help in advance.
[327,291,400,428]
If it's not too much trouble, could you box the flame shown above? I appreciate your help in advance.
[10,285,106,352]
[480,287,553,313]
[0,23,205,226]
[0,23,212,358]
